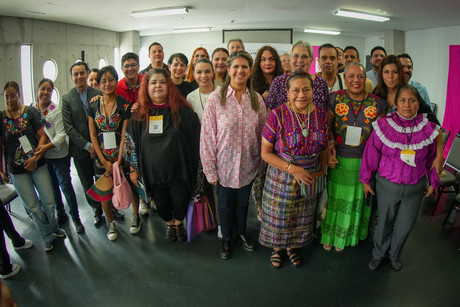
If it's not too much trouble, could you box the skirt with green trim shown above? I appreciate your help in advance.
[320,156,371,249]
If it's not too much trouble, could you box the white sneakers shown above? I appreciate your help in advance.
[107,221,118,241]
[130,214,142,234]
[139,199,150,216]
[1,264,21,279]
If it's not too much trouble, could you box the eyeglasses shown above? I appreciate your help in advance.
[292,54,310,60]
[122,63,139,69]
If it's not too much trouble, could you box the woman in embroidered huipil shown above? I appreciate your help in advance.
[321,62,387,251]
[0,81,65,252]
[33,78,84,233]
[259,71,328,268]
[373,55,444,174]
[265,40,328,111]
[361,85,439,271]
[88,66,131,241]
[200,51,267,260]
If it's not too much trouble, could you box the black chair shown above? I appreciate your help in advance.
[442,192,460,227]
[0,176,18,215]
[441,128,450,149]
[431,133,460,215]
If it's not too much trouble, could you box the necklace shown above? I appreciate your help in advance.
[292,103,311,137]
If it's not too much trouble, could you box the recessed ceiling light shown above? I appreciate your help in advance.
[130,7,189,18]
[173,27,211,33]
[333,9,390,22]
[304,28,341,35]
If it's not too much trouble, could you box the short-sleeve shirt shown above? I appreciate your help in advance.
[328,90,388,158]
[0,106,46,174]
[87,96,131,171]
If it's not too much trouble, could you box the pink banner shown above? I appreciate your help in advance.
[442,45,460,157]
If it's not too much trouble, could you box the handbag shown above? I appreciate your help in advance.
[86,172,113,202]
[187,195,217,242]
[112,162,132,210]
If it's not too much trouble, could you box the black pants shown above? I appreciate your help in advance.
[150,183,191,222]
[217,182,253,242]
[0,205,25,274]
[73,155,102,216]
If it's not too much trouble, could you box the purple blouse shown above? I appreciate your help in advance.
[265,73,329,110]
[360,112,440,188]
[262,103,328,168]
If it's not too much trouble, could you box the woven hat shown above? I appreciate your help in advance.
[86,173,113,202]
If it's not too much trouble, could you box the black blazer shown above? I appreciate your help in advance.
[61,86,102,159]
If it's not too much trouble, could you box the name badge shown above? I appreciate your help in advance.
[401,149,416,167]
[345,126,362,146]
[149,115,163,134]
[103,132,117,149]
[19,135,33,153]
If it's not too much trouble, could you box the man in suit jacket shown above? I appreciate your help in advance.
[61,61,104,227]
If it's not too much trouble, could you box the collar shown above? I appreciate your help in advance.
[76,86,88,95]
[225,85,249,98]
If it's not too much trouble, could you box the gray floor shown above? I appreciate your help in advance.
[3,166,460,307]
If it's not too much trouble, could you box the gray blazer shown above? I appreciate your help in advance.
[61,86,102,159]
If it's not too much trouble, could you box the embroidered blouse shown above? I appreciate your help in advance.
[262,103,328,168]
[200,86,267,189]
[33,102,69,159]
[329,90,388,158]
[0,107,46,174]
[360,112,440,188]
[265,73,328,110]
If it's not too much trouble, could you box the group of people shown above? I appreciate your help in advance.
[1,38,441,279]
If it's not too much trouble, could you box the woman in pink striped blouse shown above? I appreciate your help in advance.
[200,51,267,260]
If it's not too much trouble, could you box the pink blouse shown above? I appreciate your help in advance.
[200,86,267,189]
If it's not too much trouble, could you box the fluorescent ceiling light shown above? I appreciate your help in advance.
[173,27,211,33]
[304,28,341,35]
[130,7,188,18]
[334,9,390,22]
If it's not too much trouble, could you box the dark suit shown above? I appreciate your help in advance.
[61,86,102,215]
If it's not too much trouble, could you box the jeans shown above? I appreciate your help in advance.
[46,155,80,219]
[10,165,58,244]
[217,182,253,242]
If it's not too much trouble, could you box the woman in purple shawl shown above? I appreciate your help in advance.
[360,85,440,271]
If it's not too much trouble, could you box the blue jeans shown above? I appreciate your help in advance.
[217,182,253,242]
[10,165,58,244]
[46,155,80,219]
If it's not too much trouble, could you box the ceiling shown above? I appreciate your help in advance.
[1,0,460,37]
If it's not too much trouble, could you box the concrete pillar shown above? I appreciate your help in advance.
[384,30,405,55]
[119,31,140,57]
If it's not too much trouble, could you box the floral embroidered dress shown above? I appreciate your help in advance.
[320,90,387,250]
[87,96,131,176]
[0,107,46,174]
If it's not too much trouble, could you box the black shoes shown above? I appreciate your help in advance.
[368,258,383,271]
[391,260,403,271]
[220,241,231,260]
[238,234,256,252]
[112,208,125,220]
[73,218,85,233]
[94,214,104,227]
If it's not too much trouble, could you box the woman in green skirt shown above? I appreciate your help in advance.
[321,62,387,251]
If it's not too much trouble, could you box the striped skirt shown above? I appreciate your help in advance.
[258,164,318,249]
[320,156,371,249]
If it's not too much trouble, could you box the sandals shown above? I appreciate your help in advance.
[270,250,283,269]
[165,224,176,242]
[286,249,302,268]
[323,244,332,251]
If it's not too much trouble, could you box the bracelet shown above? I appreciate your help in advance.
[286,163,292,173]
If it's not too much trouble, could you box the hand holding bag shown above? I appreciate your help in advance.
[112,162,132,210]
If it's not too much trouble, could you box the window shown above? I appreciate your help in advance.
[20,44,34,105]
[52,88,60,104]
[99,58,108,68]
[43,59,58,81]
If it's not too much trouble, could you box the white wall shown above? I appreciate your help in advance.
[405,25,460,124]
[0,16,119,109]
[139,30,365,71]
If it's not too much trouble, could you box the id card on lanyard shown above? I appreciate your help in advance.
[103,132,117,149]
[19,135,33,153]
[149,115,163,134]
